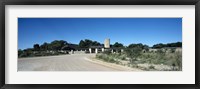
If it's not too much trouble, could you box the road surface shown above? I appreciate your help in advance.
[18,54,125,71]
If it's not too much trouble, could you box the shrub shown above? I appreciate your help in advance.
[149,65,155,69]
[103,50,111,55]
[121,56,126,60]
[125,47,142,64]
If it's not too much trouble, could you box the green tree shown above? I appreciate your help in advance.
[167,42,182,47]
[84,39,93,47]
[113,42,124,48]
[143,44,149,52]
[92,41,101,46]
[128,43,145,49]
[18,49,23,57]
[23,48,34,57]
[40,42,49,51]
[79,39,101,48]
[33,44,40,51]
[79,40,85,48]
[50,40,68,50]
[176,42,182,47]
[152,43,166,48]
[153,42,182,48]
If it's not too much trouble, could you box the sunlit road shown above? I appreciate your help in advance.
[18,54,122,71]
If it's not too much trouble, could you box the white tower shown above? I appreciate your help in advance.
[104,38,110,48]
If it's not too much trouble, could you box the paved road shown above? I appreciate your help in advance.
[18,54,122,71]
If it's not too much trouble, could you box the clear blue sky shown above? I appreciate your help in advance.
[18,18,182,50]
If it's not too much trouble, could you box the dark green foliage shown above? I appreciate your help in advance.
[152,42,182,48]
[50,40,68,50]
[18,50,69,58]
[113,42,124,48]
[149,65,155,69]
[79,40,87,48]
[92,41,101,46]
[33,44,40,51]
[18,49,23,57]
[40,42,49,51]
[128,43,143,49]
[18,39,102,58]
[166,42,182,47]
[79,39,101,48]
[152,43,166,48]
[18,40,69,58]
[128,43,149,50]
[22,48,34,57]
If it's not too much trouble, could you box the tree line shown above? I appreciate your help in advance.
[18,40,69,57]
[18,39,126,57]
[152,42,182,48]
[79,39,124,48]
[19,39,127,52]
[18,39,182,58]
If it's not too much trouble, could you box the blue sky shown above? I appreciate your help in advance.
[18,18,182,50]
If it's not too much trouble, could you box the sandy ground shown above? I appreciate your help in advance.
[18,54,135,71]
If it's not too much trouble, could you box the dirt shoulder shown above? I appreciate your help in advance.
[85,56,143,71]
